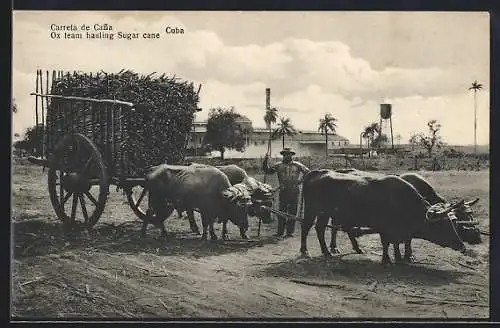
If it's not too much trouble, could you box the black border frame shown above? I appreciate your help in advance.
[7,0,499,325]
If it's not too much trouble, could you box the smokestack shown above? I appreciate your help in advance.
[266,88,270,110]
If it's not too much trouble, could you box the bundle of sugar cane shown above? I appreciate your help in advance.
[45,70,199,178]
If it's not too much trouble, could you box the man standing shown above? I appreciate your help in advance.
[262,148,310,237]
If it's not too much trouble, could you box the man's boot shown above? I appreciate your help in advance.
[274,217,285,237]
[286,219,296,237]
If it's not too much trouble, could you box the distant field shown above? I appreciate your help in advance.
[185,152,489,174]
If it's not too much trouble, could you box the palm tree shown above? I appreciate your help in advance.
[362,122,379,157]
[264,106,278,156]
[318,113,337,158]
[468,80,483,154]
[273,117,296,149]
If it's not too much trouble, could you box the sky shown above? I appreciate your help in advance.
[12,11,490,145]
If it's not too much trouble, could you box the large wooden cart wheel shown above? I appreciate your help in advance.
[125,185,149,220]
[48,133,109,228]
[125,185,174,221]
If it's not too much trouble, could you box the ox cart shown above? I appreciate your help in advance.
[27,69,201,230]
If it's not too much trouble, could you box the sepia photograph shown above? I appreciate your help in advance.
[11,11,490,319]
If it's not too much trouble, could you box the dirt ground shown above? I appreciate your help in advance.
[10,161,490,319]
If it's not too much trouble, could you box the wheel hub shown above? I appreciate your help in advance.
[61,172,92,193]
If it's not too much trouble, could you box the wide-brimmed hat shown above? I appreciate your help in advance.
[280,148,296,155]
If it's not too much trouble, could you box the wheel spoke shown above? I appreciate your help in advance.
[59,171,64,205]
[70,194,78,222]
[82,157,93,174]
[136,188,148,208]
[63,191,73,205]
[79,193,90,224]
[49,134,108,228]
[84,191,98,206]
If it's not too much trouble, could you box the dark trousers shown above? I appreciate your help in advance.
[277,190,299,235]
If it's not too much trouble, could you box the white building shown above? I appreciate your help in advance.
[187,119,350,158]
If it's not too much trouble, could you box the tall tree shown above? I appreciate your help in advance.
[362,122,379,157]
[468,80,483,154]
[203,107,252,160]
[408,134,419,152]
[273,117,296,149]
[416,120,445,157]
[13,125,45,155]
[318,113,337,158]
[264,106,278,156]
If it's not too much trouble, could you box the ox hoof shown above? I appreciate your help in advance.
[222,233,230,241]
[381,258,392,267]
[354,248,364,255]
[331,247,341,254]
[404,255,416,264]
[323,251,333,258]
[210,234,218,241]
[300,251,311,259]
[240,233,249,240]
[200,234,208,241]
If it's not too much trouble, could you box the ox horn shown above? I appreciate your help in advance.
[465,198,480,206]
[455,220,480,225]
[434,202,458,216]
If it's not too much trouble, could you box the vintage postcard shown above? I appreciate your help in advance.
[11,11,490,320]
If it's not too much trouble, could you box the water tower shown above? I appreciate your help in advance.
[379,103,394,149]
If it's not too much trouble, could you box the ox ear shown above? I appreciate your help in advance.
[465,198,480,207]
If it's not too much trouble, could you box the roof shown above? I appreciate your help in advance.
[191,121,349,142]
[297,140,325,144]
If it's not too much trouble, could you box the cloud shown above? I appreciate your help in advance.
[196,81,489,146]
[11,11,489,146]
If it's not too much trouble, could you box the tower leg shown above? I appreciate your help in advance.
[379,118,383,151]
[390,117,394,150]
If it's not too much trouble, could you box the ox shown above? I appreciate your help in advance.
[300,169,469,265]
[174,163,251,239]
[143,164,250,241]
[330,169,481,261]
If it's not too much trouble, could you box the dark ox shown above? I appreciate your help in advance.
[330,169,481,261]
[300,169,468,265]
[174,163,250,239]
[143,164,250,241]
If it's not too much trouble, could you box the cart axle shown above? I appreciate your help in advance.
[61,172,92,193]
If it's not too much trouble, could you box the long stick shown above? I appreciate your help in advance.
[258,134,273,237]
[30,93,135,107]
[474,90,477,155]
[40,70,45,159]
[35,70,39,156]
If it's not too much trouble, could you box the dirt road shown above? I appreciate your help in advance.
[11,161,490,319]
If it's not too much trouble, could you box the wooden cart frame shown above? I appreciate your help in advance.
[28,92,170,229]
